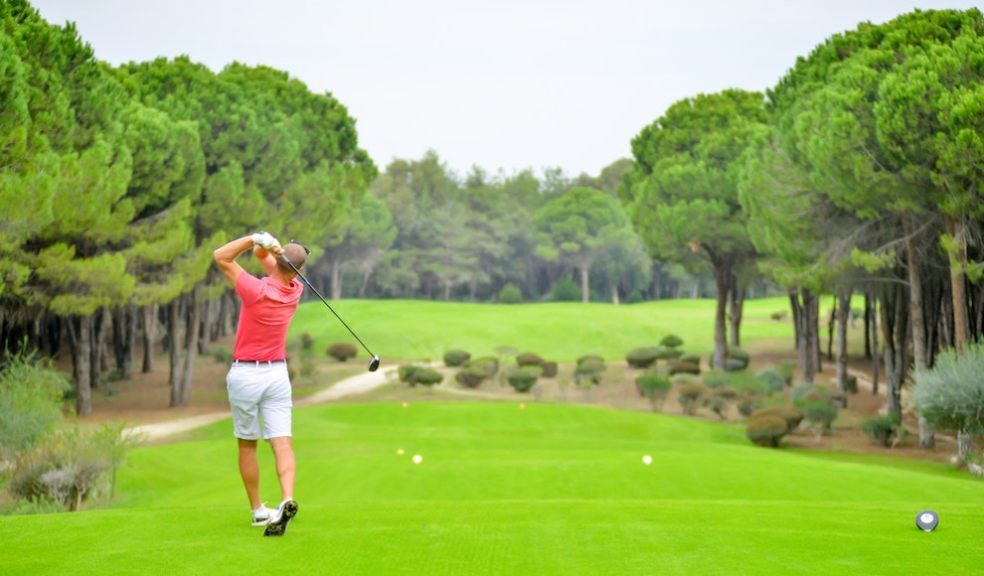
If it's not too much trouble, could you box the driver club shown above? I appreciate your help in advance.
[279,253,380,372]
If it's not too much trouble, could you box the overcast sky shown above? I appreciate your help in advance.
[32,0,983,177]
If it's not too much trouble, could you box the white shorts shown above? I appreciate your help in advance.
[226,362,293,440]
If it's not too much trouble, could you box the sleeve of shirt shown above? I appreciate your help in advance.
[236,272,264,307]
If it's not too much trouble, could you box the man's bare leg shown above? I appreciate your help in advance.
[238,439,261,509]
[269,436,295,501]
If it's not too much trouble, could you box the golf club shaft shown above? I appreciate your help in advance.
[280,255,376,358]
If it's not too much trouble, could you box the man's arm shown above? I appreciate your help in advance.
[253,244,284,276]
[213,236,255,286]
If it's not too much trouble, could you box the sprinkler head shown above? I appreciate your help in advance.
[368,355,380,372]
[915,510,939,532]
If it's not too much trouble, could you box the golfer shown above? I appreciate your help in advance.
[214,232,307,536]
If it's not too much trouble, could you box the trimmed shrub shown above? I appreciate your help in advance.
[656,347,684,360]
[326,342,358,362]
[668,360,700,375]
[676,382,708,416]
[455,366,488,388]
[702,371,731,389]
[770,310,788,321]
[540,361,558,378]
[862,415,901,447]
[777,361,796,386]
[752,406,804,433]
[626,347,661,369]
[411,368,444,387]
[498,282,523,304]
[443,349,471,367]
[913,344,984,445]
[300,333,315,350]
[844,375,859,394]
[516,353,546,368]
[636,371,672,411]
[398,365,421,384]
[466,357,499,377]
[737,394,764,418]
[506,368,539,393]
[577,354,605,367]
[670,374,698,387]
[755,369,786,394]
[803,401,838,437]
[712,386,738,400]
[210,345,233,364]
[660,334,684,349]
[746,415,789,447]
[550,277,581,302]
[679,354,700,366]
[724,358,746,372]
[708,394,729,419]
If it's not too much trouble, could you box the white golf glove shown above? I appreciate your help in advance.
[251,231,281,250]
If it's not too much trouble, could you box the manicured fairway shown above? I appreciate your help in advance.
[289,297,806,361]
[2,402,981,575]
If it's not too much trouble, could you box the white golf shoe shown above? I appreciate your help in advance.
[263,498,299,537]
[251,504,274,527]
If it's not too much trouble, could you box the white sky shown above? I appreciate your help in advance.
[32,0,984,177]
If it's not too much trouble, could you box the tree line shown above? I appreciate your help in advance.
[620,8,984,451]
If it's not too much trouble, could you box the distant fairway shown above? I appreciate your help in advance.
[289,297,804,362]
[2,402,981,575]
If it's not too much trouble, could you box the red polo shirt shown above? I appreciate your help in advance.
[233,272,304,361]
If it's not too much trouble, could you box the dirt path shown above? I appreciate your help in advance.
[124,365,400,442]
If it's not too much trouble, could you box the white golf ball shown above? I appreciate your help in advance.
[412,454,423,464]
[397,448,405,456]
[642,455,653,465]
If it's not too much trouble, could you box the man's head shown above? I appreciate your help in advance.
[276,242,308,277]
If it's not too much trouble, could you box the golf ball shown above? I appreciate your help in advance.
[397,448,405,456]
[412,454,423,464]
[642,455,653,465]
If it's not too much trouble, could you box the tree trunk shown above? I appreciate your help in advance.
[168,298,185,408]
[199,295,213,354]
[712,263,730,371]
[835,289,852,404]
[579,263,590,303]
[790,291,802,350]
[358,266,372,297]
[946,217,971,351]
[797,288,818,383]
[863,294,872,359]
[142,305,156,373]
[728,277,744,348]
[179,288,202,406]
[827,296,836,361]
[330,258,342,300]
[811,294,822,373]
[90,308,108,390]
[69,315,93,416]
[870,294,879,395]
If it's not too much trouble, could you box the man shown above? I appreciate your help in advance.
[213,232,307,537]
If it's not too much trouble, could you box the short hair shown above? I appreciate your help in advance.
[277,243,308,275]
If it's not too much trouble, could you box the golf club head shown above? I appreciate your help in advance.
[368,355,380,372]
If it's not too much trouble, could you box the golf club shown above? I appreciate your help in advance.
[279,253,380,372]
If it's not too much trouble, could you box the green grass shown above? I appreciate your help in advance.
[2,401,981,575]
[289,297,805,362]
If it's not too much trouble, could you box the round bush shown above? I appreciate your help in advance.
[755,369,785,394]
[506,368,539,393]
[803,401,838,434]
[577,354,605,367]
[711,386,738,400]
[326,342,358,362]
[516,353,545,368]
[576,357,606,375]
[701,371,731,389]
[752,406,804,432]
[636,370,672,397]
[670,374,698,387]
[862,415,901,447]
[550,277,581,302]
[626,347,661,369]
[411,368,444,387]
[300,333,315,350]
[668,360,700,376]
[746,415,789,447]
[724,358,746,372]
[398,365,421,384]
[455,366,487,388]
[497,282,522,304]
[540,361,558,378]
[737,394,763,418]
[708,395,729,419]
[676,382,708,415]
[660,334,684,348]
[679,354,700,366]
[466,357,499,377]
[913,343,984,437]
[770,311,788,321]
[778,361,796,386]
[443,349,471,367]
